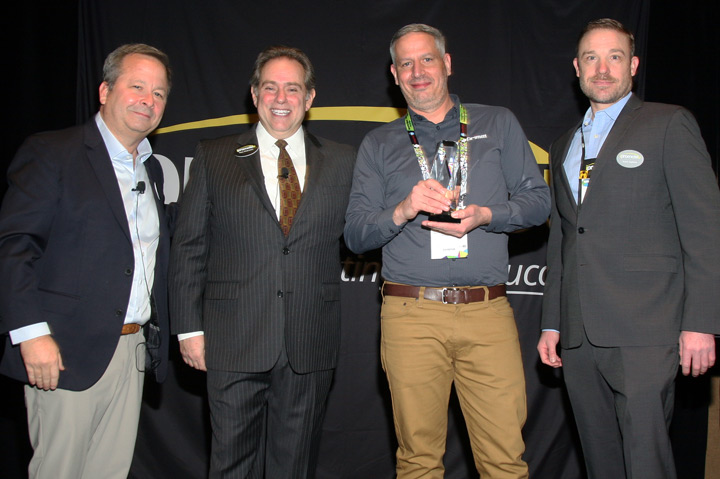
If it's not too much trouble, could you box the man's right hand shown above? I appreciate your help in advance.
[179,335,207,371]
[393,178,451,226]
[20,335,64,390]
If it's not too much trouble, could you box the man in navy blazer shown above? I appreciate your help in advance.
[538,19,720,479]
[169,46,355,478]
[0,44,172,479]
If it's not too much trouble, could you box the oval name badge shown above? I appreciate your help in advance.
[235,144,258,157]
[616,150,644,168]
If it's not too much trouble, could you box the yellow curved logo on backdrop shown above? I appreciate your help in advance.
[154,106,549,171]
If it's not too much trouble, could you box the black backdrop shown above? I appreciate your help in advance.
[2,1,718,478]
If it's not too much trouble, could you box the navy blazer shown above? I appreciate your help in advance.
[0,119,171,390]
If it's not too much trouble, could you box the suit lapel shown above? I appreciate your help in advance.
[293,132,324,225]
[84,121,132,242]
[552,124,580,213]
[594,95,642,165]
[233,128,278,219]
[582,95,643,206]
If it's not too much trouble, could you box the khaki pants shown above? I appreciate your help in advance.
[25,331,145,479]
[381,287,528,479]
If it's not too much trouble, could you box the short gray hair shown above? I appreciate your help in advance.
[390,23,447,64]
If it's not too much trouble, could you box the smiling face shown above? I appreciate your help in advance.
[390,32,453,122]
[251,56,315,140]
[574,28,639,114]
[98,53,169,154]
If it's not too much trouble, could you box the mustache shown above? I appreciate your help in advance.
[590,73,617,82]
[409,75,433,84]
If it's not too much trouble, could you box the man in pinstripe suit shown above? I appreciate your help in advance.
[169,46,355,478]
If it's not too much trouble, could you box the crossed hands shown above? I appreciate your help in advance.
[393,179,491,237]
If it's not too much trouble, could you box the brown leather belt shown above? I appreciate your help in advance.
[121,323,141,335]
[382,283,506,304]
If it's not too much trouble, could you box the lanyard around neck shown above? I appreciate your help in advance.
[404,104,468,181]
[577,126,595,206]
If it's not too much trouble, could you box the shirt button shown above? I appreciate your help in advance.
[578,227,585,234]
[125,268,133,276]
[282,247,290,255]
[277,290,284,298]
[116,309,124,316]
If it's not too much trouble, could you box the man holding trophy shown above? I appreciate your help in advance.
[344,24,550,478]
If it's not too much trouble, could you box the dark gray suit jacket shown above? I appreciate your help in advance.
[0,119,172,390]
[542,95,720,349]
[169,127,355,373]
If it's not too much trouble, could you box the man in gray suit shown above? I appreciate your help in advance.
[169,46,355,478]
[538,18,720,479]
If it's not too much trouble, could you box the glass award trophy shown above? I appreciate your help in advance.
[429,140,463,223]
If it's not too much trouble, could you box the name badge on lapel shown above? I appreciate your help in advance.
[235,144,258,157]
[616,150,644,168]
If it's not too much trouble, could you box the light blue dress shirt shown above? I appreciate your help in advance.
[543,92,632,333]
[9,114,159,344]
[563,92,633,203]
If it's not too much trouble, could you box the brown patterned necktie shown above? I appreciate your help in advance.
[275,139,301,236]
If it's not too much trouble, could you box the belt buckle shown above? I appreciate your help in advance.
[441,287,461,304]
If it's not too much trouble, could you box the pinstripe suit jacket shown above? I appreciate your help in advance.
[169,126,355,373]
[542,95,720,349]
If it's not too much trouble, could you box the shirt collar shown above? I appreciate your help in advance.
[95,112,153,164]
[409,94,460,124]
[583,92,633,126]
[256,122,305,154]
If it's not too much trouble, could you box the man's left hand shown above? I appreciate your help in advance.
[679,331,716,377]
[422,204,492,238]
